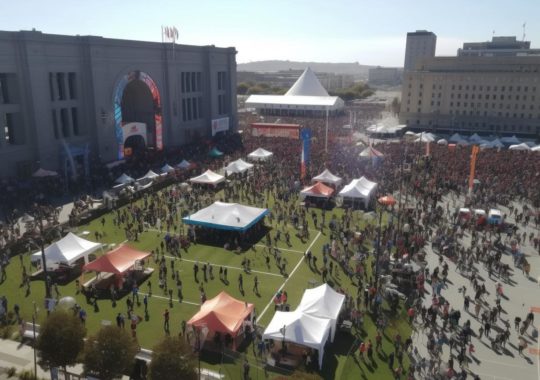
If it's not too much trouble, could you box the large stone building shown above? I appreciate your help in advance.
[399,55,540,137]
[404,30,436,72]
[368,67,402,86]
[0,30,237,178]
[458,36,540,57]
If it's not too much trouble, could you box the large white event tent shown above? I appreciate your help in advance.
[262,311,331,367]
[189,170,225,185]
[182,202,268,232]
[296,284,345,342]
[338,176,378,208]
[224,159,254,175]
[245,67,344,114]
[312,169,342,186]
[115,173,134,185]
[31,232,102,270]
[247,148,273,161]
[509,143,531,151]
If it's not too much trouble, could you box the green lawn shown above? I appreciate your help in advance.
[1,188,411,380]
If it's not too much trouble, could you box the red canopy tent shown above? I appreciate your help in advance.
[83,245,151,274]
[300,182,335,198]
[187,291,254,348]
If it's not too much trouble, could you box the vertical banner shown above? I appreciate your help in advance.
[425,141,431,156]
[300,129,312,180]
[469,145,480,193]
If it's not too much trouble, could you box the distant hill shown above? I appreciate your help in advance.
[237,60,373,78]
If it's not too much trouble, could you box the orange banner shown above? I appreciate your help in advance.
[468,145,480,191]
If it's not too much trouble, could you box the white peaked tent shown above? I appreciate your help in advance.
[449,133,467,144]
[262,311,331,368]
[247,148,273,161]
[161,164,175,173]
[415,133,436,143]
[437,139,448,145]
[285,67,330,97]
[225,159,254,175]
[139,170,160,180]
[32,168,59,178]
[509,143,531,151]
[469,133,483,143]
[189,170,225,185]
[30,232,102,270]
[338,176,378,208]
[531,145,540,152]
[312,169,343,186]
[177,160,192,169]
[359,146,384,158]
[296,284,345,342]
[182,202,268,232]
[501,135,521,145]
[115,173,134,185]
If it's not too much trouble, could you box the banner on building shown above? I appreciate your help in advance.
[300,128,312,179]
[122,122,147,144]
[211,117,230,136]
[251,123,301,139]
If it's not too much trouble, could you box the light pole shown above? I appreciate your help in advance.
[374,195,396,316]
[32,301,37,379]
[325,107,329,153]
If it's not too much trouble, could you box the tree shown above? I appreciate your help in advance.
[237,82,250,95]
[36,310,86,375]
[83,325,138,380]
[149,336,197,380]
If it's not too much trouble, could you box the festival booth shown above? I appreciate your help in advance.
[177,160,193,170]
[488,209,503,225]
[501,135,521,146]
[532,145,540,152]
[82,245,153,295]
[189,170,225,186]
[359,146,384,158]
[247,148,273,161]
[32,168,59,178]
[182,202,269,249]
[114,173,135,185]
[458,208,471,221]
[300,182,335,209]
[311,169,343,187]
[262,311,331,368]
[161,164,175,174]
[415,132,436,143]
[338,176,378,209]
[296,284,345,342]
[437,139,448,145]
[449,133,468,144]
[509,143,531,151]
[187,291,254,350]
[30,233,103,280]
[209,147,223,158]
[224,159,254,176]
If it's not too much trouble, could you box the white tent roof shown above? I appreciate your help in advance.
[415,133,436,143]
[32,168,59,178]
[189,170,225,185]
[509,142,531,151]
[285,67,329,97]
[177,160,192,169]
[531,145,540,152]
[182,202,268,232]
[161,164,175,173]
[338,176,378,207]
[115,173,134,185]
[296,284,345,342]
[437,139,448,145]
[359,146,384,157]
[312,169,342,186]
[449,133,467,143]
[501,135,521,144]
[247,148,273,160]
[139,170,160,180]
[224,159,254,175]
[469,133,483,142]
[31,232,102,269]
[262,311,331,367]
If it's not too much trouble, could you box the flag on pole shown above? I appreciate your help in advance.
[468,145,480,193]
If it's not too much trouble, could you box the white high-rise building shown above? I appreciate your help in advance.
[404,30,437,72]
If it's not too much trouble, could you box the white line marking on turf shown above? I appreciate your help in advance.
[163,255,283,278]
[139,292,199,306]
[256,231,322,324]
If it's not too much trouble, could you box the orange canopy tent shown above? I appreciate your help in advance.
[187,291,254,337]
[300,182,335,198]
[83,244,151,274]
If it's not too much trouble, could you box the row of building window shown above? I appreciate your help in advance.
[182,97,203,122]
[2,112,24,146]
[49,72,77,101]
[52,107,81,139]
[217,71,227,91]
[181,72,202,93]
[0,74,19,105]
[407,118,537,133]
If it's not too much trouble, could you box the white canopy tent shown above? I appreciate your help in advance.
[262,311,331,368]
[437,139,448,145]
[247,148,273,161]
[32,168,59,178]
[182,202,268,232]
[30,232,102,270]
[509,143,531,151]
[312,169,343,186]
[531,145,540,152]
[501,135,521,145]
[415,132,437,143]
[359,146,384,158]
[296,284,345,342]
[161,164,175,174]
[177,160,192,169]
[189,170,225,185]
[449,133,468,144]
[338,176,378,208]
[114,173,134,185]
[138,170,160,181]
[224,159,254,175]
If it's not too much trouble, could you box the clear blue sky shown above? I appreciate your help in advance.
[1,0,539,66]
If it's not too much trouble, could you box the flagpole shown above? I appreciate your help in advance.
[325,107,329,153]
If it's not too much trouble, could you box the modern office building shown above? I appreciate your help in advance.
[458,36,540,57]
[368,67,402,86]
[0,30,237,178]
[399,55,540,137]
[403,30,437,72]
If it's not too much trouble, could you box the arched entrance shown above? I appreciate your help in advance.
[113,71,163,159]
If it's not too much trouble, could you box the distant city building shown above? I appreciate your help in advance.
[404,30,437,72]
[399,55,540,137]
[237,70,354,92]
[458,36,540,57]
[368,67,402,86]
[0,30,237,178]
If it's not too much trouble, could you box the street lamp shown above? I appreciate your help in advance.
[29,205,56,299]
[374,195,397,314]
[324,107,329,153]
[32,301,37,379]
